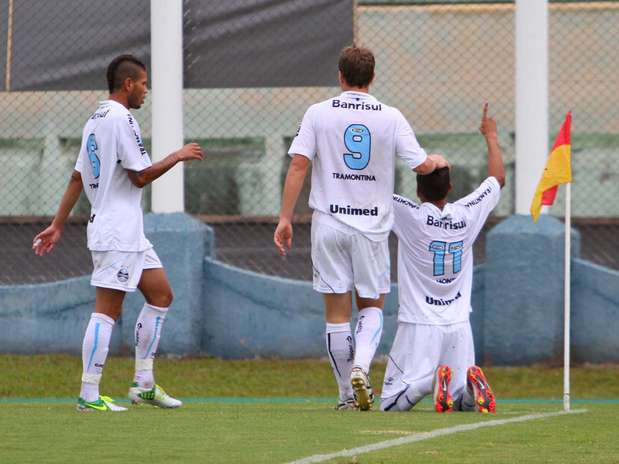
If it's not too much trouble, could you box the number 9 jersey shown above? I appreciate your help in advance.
[289,91,427,242]
[392,177,501,325]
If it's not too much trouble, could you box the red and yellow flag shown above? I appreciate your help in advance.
[530,112,572,222]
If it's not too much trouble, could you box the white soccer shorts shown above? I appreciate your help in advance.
[381,321,475,403]
[311,221,390,299]
[90,248,163,292]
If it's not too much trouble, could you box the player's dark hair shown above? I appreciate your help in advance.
[338,46,375,88]
[106,55,146,94]
[417,167,451,202]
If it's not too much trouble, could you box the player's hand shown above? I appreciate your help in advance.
[32,224,62,256]
[176,143,204,162]
[428,153,450,170]
[480,103,497,139]
[274,219,293,256]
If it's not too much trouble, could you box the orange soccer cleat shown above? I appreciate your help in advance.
[466,366,496,413]
[433,365,454,413]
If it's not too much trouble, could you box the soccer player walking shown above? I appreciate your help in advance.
[274,46,447,410]
[33,55,204,412]
[380,103,504,413]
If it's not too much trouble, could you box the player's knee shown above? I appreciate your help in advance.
[380,395,410,412]
[380,401,407,413]
[148,288,173,308]
[161,289,173,307]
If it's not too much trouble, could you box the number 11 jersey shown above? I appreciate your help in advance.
[392,177,501,325]
[288,91,427,241]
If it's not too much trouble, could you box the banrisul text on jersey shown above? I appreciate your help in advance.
[332,100,382,111]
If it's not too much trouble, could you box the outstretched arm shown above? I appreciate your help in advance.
[480,103,506,188]
[32,170,83,256]
[274,155,310,256]
[127,143,204,188]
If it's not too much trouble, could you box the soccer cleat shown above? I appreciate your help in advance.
[350,367,374,411]
[467,366,496,413]
[76,395,128,412]
[128,383,183,408]
[335,398,358,411]
[433,365,454,413]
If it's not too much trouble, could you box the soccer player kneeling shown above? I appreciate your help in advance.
[380,104,504,414]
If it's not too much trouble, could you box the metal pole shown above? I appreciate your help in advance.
[5,0,14,91]
[515,0,548,215]
[563,182,571,412]
[150,0,184,212]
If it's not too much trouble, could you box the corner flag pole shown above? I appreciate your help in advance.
[563,181,571,412]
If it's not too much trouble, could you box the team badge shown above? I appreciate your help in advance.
[117,268,129,283]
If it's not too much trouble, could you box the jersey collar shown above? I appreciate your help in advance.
[100,99,128,111]
[339,91,377,102]
[424,202,454,219]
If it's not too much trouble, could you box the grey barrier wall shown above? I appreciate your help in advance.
[0,213,617,365]
[572,259,619,364]
[202,258,485,362]
[484,215,582,365]
[0,213,209,355]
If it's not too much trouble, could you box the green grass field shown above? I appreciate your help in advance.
[2,355,618,464]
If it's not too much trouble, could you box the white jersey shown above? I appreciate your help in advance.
[393,177,501,325]
[75,100,153,252]
[289,91,427,241]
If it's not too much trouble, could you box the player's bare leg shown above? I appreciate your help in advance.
[77,287,127,412]
[127,267,182,408]
[350,294,385,410]
[324,293,356,409]
[325,293,353,322]
[139,267,173,308]
[95,286,126,320]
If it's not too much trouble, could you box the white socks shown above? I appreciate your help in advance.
[79,304,168,400]
[326,307,383,402]
[133,303,168,388]
[80,313,115,402]
[353,307,383,374]
[325,322,355,402]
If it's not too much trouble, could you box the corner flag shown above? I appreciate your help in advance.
[530,112,572,222]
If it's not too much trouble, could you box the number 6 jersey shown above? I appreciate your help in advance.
[288,91,427,241]
[74,100,153,252]
[393,177,501,325]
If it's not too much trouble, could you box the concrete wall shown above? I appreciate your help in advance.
[203,259,483,360]
[0,213,618,365]
[0,213,209,355]
[572,258,619,363]
[484,214,581,365]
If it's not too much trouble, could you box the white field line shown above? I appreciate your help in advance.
[287,409,587,464]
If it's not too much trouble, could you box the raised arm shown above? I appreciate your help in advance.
[274,155,311,256]
[480,103,506,188]
[33,170,83,256]
[127,143,204,188]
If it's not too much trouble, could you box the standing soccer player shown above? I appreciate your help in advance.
[274,46,447,410]
[380,104,505,413]
[33,55,204,412]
